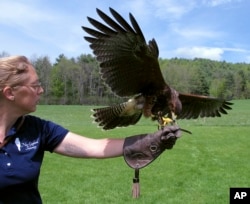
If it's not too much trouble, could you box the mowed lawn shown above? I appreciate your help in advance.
[32,100,250,204]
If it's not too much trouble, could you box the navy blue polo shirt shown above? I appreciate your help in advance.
[0,115,68,203]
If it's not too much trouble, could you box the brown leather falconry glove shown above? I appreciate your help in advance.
[123,125,182,169]
[123,125,183,198]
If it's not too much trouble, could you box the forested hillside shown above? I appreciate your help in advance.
[1,52,250,105]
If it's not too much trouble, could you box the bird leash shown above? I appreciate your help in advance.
[123,124,191,198]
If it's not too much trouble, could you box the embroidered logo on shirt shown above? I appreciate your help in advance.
[15,137,39,151]
[15,138,21,151]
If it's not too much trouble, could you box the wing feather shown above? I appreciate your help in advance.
[178,93,233,119]
[86,17,117,35]
[109,8,136,34]
[83,27,109,39]
[129,13,146,42]
[96,8,127,33]
[82,7,167,97]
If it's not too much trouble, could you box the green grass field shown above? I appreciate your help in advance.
[32,100,250,204]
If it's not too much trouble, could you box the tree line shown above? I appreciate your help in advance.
[1,51,250,105]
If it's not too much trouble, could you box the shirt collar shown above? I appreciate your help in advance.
[6,116,25,137]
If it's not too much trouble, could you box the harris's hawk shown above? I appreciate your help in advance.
[82,7,233,130]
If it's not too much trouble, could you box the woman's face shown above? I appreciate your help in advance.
[12,65,44,114]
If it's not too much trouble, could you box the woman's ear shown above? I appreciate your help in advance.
[2,86,15,101]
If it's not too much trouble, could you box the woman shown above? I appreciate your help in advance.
[0,56,180,203]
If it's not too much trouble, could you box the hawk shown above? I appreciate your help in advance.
[82,7,233,130]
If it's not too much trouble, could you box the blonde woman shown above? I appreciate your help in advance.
[0,55,180,203]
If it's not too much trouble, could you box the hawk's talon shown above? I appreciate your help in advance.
[156,111,173,129]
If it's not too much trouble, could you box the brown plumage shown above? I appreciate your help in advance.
[82,7,233,130]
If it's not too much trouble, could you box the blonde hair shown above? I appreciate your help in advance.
[0,55,31,91]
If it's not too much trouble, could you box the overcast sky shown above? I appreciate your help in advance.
[0,0,249,63]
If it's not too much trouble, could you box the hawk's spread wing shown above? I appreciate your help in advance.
[178,93,233,119]
[82,7,167,97]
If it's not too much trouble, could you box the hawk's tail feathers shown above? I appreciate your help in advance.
[92,103,142,130]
